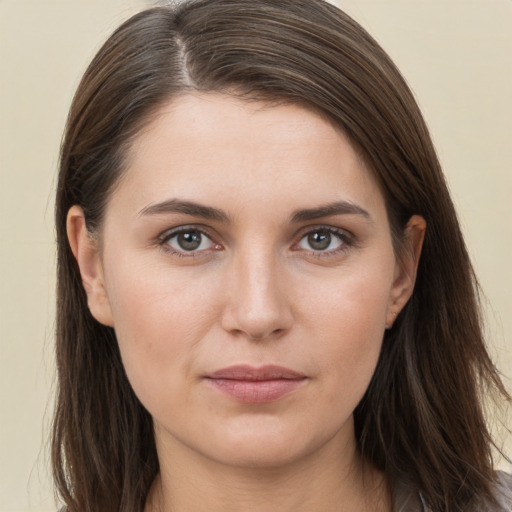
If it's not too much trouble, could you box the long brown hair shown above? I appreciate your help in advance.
[52,1,510,510]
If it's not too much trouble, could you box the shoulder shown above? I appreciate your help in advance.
[393,472,512,512]
[473,471,512,512]
[491,471,512,510]
[392,480,423,512]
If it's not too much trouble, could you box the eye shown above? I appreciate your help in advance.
[162,228,218,254]
[297,228,346,252]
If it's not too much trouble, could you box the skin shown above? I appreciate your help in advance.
[68,93,425,512]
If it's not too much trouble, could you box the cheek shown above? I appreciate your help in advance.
[305,258,393,337]
[302,260,394,397]
[103,258,222,401]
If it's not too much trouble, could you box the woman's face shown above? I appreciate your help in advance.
[70,93,422,469]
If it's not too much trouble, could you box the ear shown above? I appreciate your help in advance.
[66,205,114,327]
[386,215,426,329]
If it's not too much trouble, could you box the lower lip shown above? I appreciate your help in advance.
[206,378,305,403]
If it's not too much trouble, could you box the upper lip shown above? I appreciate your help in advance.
[207,365,306,381]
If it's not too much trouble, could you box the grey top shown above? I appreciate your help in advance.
[393,472,512,511]
[57,472,512,511]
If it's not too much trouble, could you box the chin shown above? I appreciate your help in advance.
[194,415,350,471]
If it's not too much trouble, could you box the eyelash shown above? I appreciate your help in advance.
[293,226,355,258]
[157,225,356,259]
[158,226,220,258]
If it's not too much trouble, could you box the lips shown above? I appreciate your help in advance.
[205,365,306,403]
[208,365,305,381]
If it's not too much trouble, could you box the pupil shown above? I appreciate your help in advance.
[308,231,331,250]
[178,231,201,251]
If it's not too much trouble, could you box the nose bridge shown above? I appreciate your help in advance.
[222,241,292,339]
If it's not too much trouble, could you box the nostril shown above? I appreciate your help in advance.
[221,306,291,340]
[247,327,285,342]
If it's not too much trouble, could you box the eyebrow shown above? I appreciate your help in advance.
[138,198,371,223]
[290,201,371,223]
[138,199,230,222]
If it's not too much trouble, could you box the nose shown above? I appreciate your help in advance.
[220,248,294,341]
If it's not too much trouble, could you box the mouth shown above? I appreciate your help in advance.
[204,365,307,404]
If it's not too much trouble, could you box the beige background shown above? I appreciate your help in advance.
[0,0,510,510]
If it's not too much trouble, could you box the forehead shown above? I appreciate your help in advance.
[130,92,345,157]
[111,92,385,220]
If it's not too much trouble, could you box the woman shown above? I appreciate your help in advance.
[52,0,511,510]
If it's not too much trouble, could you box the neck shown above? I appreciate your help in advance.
[145,425,391,512]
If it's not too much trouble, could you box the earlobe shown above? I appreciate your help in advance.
[386,215,426,328]
[66,205,114,327]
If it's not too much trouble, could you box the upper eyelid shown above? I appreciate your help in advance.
[294,224,353,240]
[158,225,216,242]
[158,223,351,236]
